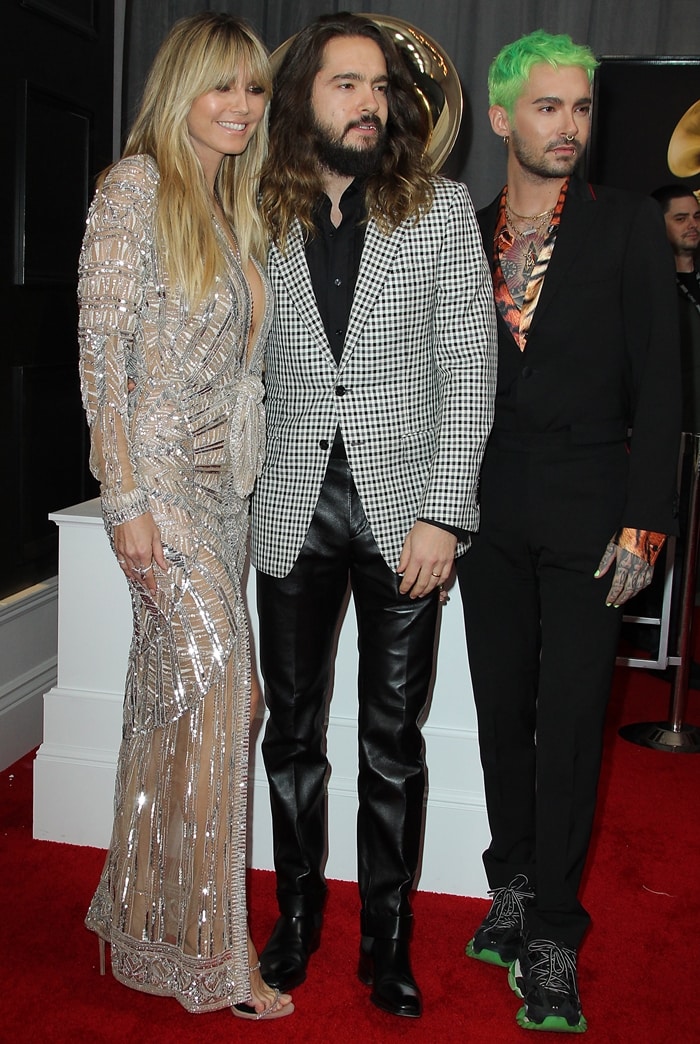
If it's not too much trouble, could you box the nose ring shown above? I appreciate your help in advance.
[565,134,575,142]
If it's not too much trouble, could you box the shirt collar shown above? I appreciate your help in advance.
[315,179,365,224]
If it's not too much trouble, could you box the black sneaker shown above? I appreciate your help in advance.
[466,874,534,967]
[509,938,587,1033]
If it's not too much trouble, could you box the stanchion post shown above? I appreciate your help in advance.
[619,432,700,752]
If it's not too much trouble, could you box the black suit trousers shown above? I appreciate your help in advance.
[256,458,438,938]
[457,432,627,948]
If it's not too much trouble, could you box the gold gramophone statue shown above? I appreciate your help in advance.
[668,98,700,201]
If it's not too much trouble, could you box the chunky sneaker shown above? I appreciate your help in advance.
[466,875,534,967]
[509,938,587,1033]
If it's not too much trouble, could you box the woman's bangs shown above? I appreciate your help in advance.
[208,33,271,96]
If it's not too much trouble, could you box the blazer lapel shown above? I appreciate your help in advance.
[527,180,600,335]
[271,226,334,362]
[342,218,407,364]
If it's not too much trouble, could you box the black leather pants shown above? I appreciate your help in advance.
[257,459,438,939]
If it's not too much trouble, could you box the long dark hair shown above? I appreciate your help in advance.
[261,12,434,249]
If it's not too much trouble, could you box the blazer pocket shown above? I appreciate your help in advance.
[258,433,285,473]
[400,428,436,464]
[569,420,629,445]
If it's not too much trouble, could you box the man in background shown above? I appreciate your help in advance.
[652,184,700,432]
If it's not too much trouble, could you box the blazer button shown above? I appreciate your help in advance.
[319,439,329,450]
[335,385,346,396]
[522,366,534,379]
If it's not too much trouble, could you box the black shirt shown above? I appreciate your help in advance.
[305,180,366,365]
[305,181,365,457]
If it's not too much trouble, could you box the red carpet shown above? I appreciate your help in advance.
[1,665,698,1042]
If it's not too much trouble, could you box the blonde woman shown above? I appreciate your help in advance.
[78,12,291,1020]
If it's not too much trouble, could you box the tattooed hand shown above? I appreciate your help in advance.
[594,541,653,607]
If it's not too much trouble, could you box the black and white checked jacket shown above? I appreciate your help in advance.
[251,177,497,578]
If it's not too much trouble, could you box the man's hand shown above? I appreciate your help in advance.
[397,521,457,599]
[594,541,653,607]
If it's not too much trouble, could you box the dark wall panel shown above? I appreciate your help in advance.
[0,0,111,598]
[588,57,700,196]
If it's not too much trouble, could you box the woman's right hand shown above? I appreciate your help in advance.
[114,511,168,593]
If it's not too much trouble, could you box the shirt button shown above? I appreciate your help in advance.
[334,278,342,286]
[335,329,343,337]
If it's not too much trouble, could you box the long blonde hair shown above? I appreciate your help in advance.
[113,12,271,305]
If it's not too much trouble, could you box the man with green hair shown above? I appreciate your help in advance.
[457,29,681,1033]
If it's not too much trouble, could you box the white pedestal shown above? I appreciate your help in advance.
[33,498,488,897]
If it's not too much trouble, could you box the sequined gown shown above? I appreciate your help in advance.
[78,155,270,1012]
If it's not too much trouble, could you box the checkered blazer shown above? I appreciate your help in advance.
[251,177,497,578]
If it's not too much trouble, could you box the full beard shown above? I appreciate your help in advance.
[312,114,387,178]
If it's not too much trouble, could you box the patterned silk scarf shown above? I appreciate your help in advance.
[493,179,569,351]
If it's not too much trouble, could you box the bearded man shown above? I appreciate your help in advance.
[251,12,496,1018]
[652,184,700,431]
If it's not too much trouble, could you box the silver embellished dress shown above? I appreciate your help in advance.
[78,155,270,1012]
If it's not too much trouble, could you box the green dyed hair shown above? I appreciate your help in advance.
[488,29,598,117]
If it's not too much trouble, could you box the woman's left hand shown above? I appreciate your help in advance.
[114,511,168,594]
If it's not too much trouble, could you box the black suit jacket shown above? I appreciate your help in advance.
[478,176,681,535]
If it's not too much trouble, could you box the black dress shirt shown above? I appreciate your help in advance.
[305,181,365,456]
[305,180,366,362]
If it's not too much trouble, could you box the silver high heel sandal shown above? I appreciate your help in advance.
[232,962,294,1020]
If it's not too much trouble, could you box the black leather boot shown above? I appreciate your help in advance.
[358,936,422,1018]
[259,913,323,990]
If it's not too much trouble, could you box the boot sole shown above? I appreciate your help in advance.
[515,1005,588,1033]
[466,938,514,968]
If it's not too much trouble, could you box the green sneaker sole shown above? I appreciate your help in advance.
[465,938,512,968]
[515,1005,588,1033]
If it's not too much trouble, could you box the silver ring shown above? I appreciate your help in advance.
[117,558,126,565]
[137,562,154,575]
